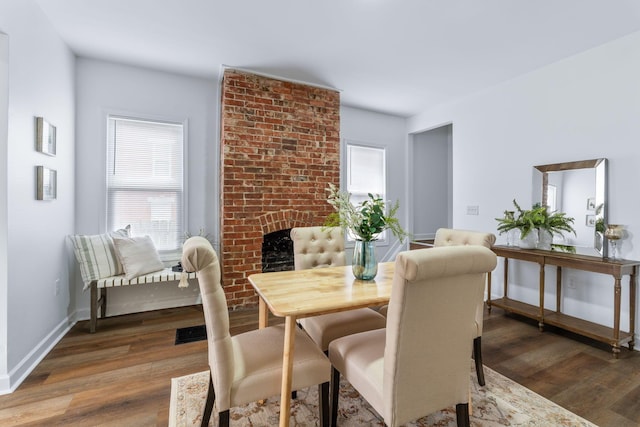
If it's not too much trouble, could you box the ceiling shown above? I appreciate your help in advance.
[36,0,640,117]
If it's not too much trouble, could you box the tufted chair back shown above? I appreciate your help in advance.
[434,227,495,338]
[291,227,346,270]
[434,228,496,248]
[290,226,386,352]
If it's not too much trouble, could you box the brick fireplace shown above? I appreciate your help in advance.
[220,70,340,309]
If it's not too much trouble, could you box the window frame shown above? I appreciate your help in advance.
[343,139,389,245]
[105,112,189,261]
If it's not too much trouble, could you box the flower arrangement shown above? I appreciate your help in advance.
[324,183,408,242]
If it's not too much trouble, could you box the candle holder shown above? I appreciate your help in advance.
[604,224,624,260]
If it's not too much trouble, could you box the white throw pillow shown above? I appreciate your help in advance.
[112,235,164,280]
[68,226,131,286]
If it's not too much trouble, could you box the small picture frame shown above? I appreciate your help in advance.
[586,197,596,211]
[585,214,596,227]
[36,166,57,200]
[35,117,56,156]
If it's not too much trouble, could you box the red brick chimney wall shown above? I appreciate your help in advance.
[220,70,340,309]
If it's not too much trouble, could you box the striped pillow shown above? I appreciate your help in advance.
[69,226,131,286]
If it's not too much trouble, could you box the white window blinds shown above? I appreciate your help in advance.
[347,143,386,206]
[346,143,387,240]
[107,116,184,252]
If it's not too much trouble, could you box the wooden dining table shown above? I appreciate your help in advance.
[248,261,395,427]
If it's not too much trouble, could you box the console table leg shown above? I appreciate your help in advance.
[612,344,620,359]
[630,270,637,350]
[613,276,622,357]
[538,261,545,331]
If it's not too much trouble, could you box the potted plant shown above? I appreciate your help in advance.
[495,199,576,250]
[325,183,408,279]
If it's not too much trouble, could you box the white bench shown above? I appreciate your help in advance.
[89,268,196,333]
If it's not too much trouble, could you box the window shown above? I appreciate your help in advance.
[346,142,387,240]
[107,116,185,253]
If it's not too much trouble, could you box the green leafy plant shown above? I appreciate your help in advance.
[495,199,576,239]
[325,183,408,242]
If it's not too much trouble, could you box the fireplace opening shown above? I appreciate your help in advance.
[262,228,294,273]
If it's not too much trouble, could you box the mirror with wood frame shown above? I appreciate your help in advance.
[532,158,607,257]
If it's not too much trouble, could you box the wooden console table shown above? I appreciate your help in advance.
[487,245,639,358]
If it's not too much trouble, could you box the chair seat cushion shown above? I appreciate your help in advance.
[299,308,386,351]
[329,328,386,415]
[228,324,330,409]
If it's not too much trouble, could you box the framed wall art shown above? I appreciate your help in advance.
[36,166,57,200]
[35,116,56,156]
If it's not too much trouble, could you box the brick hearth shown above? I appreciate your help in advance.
[220,70,340,309]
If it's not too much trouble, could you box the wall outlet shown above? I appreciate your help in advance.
[54,279,60,296]
[466,205,479,215]
[568,276,577,289]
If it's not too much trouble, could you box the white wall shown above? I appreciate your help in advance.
[0,32,9,389]
[0,1,76,393]
[340,106,408,261]
[407,30,640,333]
[75,59,218,318]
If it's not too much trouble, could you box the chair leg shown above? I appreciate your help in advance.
[218,410,229,427]
[473,336,486,386]
[455,403,470,427]
[318,382,329,427]
[330,367,341,427]
[201,373,215,427]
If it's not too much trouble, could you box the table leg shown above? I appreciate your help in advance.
[538,262,545,331]
[503,258,509,298]
[259,298,268,329]
[279,316,296,427]
[630,270,637,350]
[556,266,562,313]
[613,275,622,358]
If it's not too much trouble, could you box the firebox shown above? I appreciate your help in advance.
[262,229,294,273]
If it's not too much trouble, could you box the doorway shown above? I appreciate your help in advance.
[409,124,452,242]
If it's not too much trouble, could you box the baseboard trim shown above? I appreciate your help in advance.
[0,313,76,395]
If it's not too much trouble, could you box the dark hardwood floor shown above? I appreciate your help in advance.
[0,304,639,426]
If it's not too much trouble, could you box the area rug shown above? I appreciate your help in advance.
[169,366,597,426]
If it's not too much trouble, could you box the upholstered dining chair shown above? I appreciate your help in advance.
[290,226,387,352]
[182,236,331,427]
[377,227,496,386]
[328,246,497,427]
[433,227,496,386]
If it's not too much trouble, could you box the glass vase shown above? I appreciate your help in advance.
[604,224,624,260]
[352,240,378,280]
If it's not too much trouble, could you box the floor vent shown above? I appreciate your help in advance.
[175,325,207,345]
